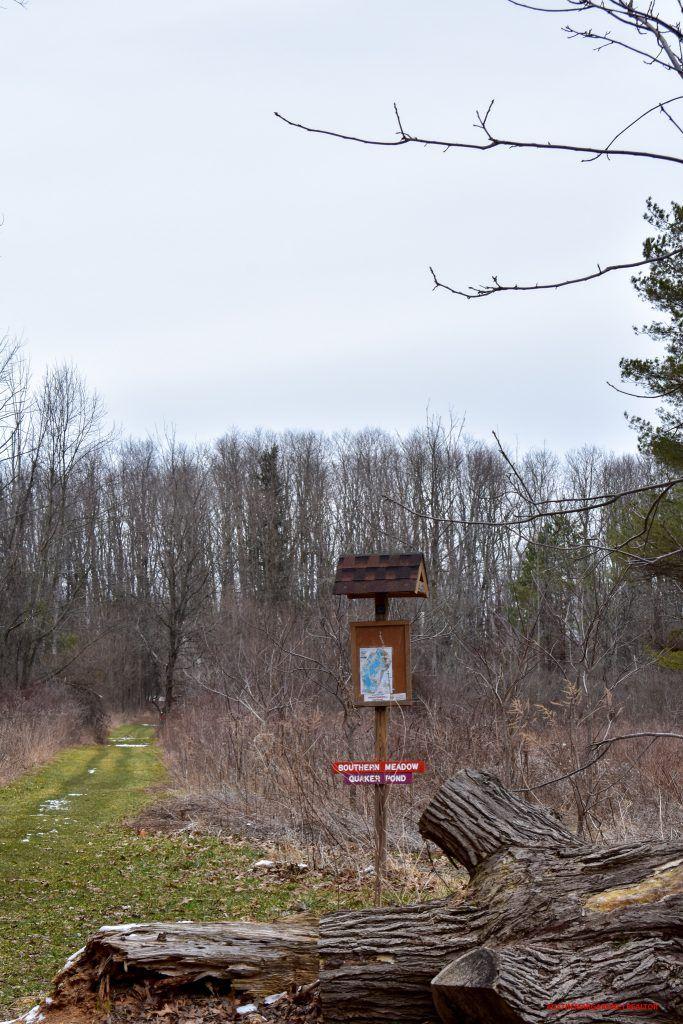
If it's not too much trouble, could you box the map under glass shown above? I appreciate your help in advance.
[359,646,393,701]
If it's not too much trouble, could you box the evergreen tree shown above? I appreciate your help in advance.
[616,200,683,586]
[254,444,290,603]
[510,520,584,666]
[621,199,683,469]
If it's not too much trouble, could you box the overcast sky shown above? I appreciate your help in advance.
[0,0,680,453]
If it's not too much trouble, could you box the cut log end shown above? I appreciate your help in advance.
[431,943,681,1024]
[433,948,521,1024]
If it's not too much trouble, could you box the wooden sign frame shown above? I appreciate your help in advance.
[350,620,411,708]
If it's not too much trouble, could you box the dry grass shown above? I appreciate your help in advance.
[162,700,442,874]
[161,692,683,874]
[0,687,90,785]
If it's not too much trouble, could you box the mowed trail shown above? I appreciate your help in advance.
[0,723,363,1019]
[0,724,162,1015]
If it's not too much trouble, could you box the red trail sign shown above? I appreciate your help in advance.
[332,760,426,775]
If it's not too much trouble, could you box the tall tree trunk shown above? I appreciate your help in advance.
[164,632,179,713]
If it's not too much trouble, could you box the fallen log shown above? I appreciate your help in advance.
[14,770,683,1024]
[319,769,683,1024]
[52,919,319,1006]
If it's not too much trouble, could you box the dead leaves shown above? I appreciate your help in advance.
[101,981,322,1023]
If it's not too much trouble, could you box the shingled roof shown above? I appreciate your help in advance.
[333,552,429,599]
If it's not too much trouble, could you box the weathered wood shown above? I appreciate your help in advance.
[373,703,389,905]
[53,920,319,1004]
[373,591,391,907]
[319,769,683,1024]
[419,767,583,875]
[432,941,682,1024]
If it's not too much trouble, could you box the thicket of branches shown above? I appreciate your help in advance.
[1,337,681,842]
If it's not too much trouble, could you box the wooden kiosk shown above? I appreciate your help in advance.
[333,552,429,902]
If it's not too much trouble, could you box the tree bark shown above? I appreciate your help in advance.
[163,635,178,713]
[418,765,583,874]
[432,941,682,1024]
[319,769,683,1024]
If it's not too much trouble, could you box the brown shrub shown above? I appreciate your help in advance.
[161,687,683,872]
[0,686,92,784]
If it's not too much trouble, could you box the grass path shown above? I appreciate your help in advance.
[0,724,366,1018]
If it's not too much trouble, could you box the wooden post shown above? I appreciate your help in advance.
[333,554,429,907]
[374,594,389,905]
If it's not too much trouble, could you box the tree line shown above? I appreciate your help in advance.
[1,336,680,738]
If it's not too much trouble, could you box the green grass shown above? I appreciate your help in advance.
[0,724,371,1018]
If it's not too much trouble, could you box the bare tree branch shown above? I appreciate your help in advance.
[277,0,683,300]
[594,730,683,747]
[430,246,683,299]
[273,108,683,167]
[605,379,683,398]
[384,476,683,528]
[585,95,683,162]
[516,730,683,793]
[515,745,611,792]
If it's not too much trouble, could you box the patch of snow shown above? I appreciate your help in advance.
[236,1004,258,1016]
[264,992,286,1006]
[23,1006,45,1023]
[253,859,275,869]
[39,798,69,812]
